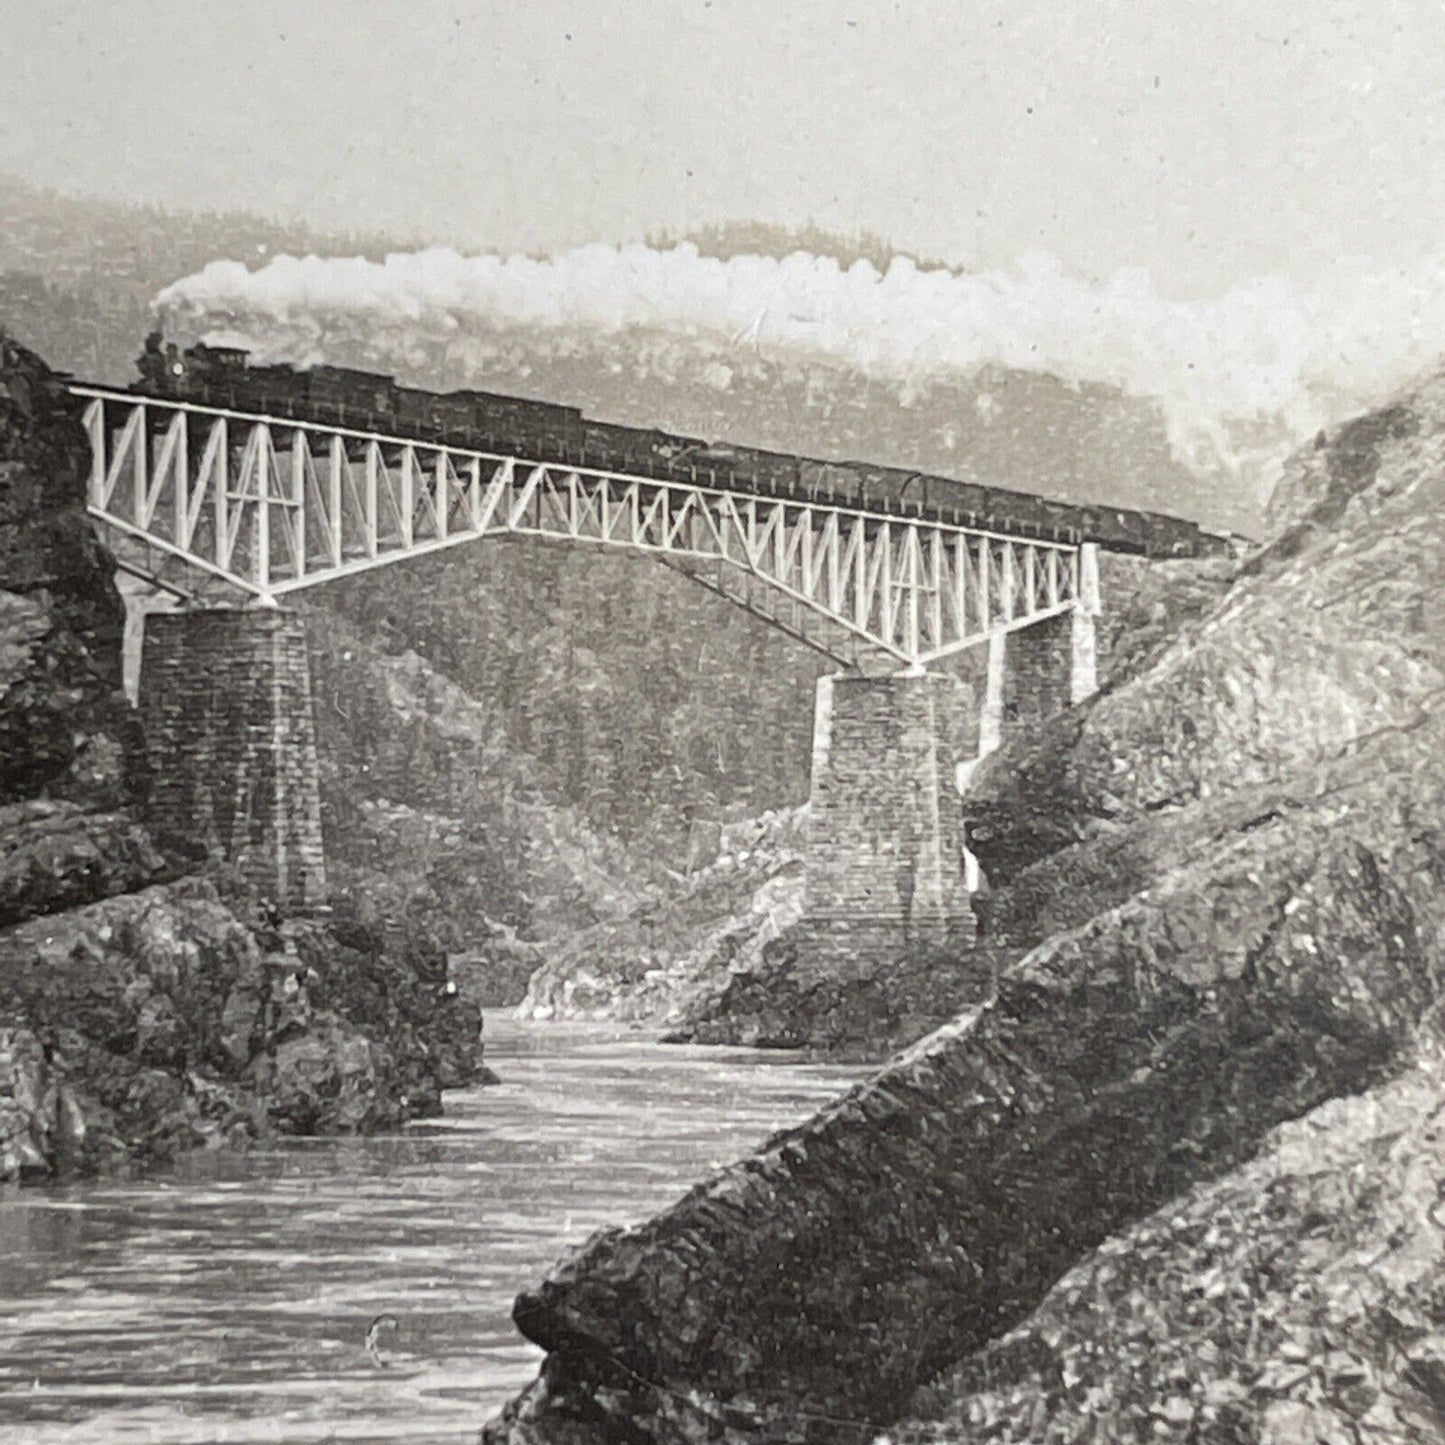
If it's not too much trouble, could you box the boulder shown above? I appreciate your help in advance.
[294,905,482,1114]
[0,798,171,926]
[249,1018,390,1134]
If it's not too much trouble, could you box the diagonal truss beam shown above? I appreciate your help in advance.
[74,386,1096,671]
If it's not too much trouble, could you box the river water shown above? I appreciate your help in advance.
[0,1017,870,1445]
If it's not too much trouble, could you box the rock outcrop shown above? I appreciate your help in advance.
[0,327,481,1183]
[485,362,1445,1440]
[519,809,807,1029]
[0,333,140,812]
[891,1039,1445,1444]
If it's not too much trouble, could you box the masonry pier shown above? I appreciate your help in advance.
[138,608,327,911]
[798,671,978,973]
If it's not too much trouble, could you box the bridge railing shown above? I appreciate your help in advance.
[74,386,1096,669]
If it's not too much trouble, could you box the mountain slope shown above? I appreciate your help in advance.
[302,604,661,942]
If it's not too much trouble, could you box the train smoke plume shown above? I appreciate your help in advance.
[157,241,1445,505]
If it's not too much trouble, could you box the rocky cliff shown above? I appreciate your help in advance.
[890,1041,1445,1443]
[518,809,808,1029]
[0,329,481,1183]
[482,364,1445,1441]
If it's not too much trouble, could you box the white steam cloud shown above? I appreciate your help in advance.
[157,242,1445,488]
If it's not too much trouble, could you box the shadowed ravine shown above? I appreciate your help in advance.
[0,1018,867,1445]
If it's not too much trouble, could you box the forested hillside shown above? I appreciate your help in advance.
[0,174,401,384]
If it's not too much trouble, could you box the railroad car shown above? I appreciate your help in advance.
[128,333,1228,559]
[306,365,396,428]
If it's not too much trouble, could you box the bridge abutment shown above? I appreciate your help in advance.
[798,671,978,975]
[138,608,327,911]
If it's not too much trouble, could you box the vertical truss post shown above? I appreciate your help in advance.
[824,513,841,613]
[435,451,450,542]
[364,443,380,558]
[133,402,148,524]
[290,429,307,581]
[172,413,190,549]
[399,446,415,548]
[328,437,344,567]
[853,518,868,632]
[213,417,230,573]
[466,457,482,531]
[902,525,921,662]
[254,423,271,594]
[953,533,969,636]
[929,529,945,653]
[976,536,990,633]
[879,522,895,649]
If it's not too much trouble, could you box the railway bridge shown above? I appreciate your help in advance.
[74,383,1228,971]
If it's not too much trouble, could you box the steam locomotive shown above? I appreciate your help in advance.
[131,334,1229,557]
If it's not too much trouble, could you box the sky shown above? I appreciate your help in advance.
[5,0,1445,300]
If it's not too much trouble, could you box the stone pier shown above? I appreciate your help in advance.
[138,607,326,911]
[798,670,977,973]
[977,605,1098,751]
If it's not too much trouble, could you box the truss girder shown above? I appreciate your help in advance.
[75,388,1097,669]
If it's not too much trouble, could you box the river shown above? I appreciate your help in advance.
[0,1016,871,1444]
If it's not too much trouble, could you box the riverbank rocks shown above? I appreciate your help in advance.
[0,1020,84,1180]
[485,828,1438,1443]
[0,875,482,1173]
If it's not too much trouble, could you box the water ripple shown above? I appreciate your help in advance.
[0,1017,868,1443]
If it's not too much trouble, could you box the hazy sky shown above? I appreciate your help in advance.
[4,0,1443,298]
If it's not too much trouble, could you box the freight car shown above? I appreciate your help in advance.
[130,337,1227,558]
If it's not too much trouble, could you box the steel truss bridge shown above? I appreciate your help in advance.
[75,386,1102,672]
